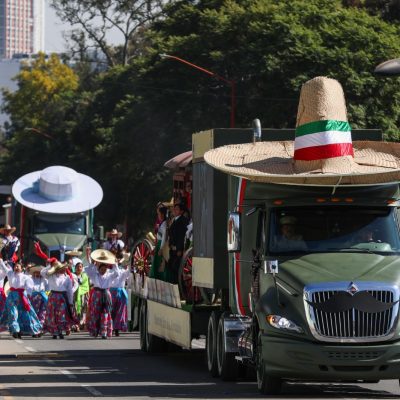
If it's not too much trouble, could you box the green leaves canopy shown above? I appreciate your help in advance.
[2,0,400,239]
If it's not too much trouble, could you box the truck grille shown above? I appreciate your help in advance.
[304,282,399,343]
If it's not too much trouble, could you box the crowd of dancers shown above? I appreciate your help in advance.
[0,226,131,340]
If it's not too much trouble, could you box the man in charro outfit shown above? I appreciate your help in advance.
[103,229,125,257]
[166,203,189,284]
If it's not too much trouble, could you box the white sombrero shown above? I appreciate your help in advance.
[12,166,103,213]
[204,76,400,186]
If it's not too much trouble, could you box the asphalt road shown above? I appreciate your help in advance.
[0,331,399,399]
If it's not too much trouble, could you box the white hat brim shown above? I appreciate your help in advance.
[12,170,103,214]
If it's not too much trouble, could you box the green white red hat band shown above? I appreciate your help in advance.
[294,120,354,161]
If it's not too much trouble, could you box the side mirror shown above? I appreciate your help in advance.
[227,212,241,252]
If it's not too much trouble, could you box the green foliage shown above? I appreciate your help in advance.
[1,53,79,177]
[2,0,400,241]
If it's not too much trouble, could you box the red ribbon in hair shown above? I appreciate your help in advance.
[10,287,30,311]
[0,288,5,302]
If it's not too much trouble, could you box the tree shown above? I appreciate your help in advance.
[145,0,400,137]
[50,0,175,67]
[0,53,79,178]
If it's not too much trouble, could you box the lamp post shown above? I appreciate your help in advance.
[160,54,236,128]
[374,58,400,76]
[24,127,54,140]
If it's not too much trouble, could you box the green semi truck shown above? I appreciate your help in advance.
[133,123,400,394]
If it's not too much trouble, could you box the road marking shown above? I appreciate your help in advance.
[14,339,23,344]
[60,369,77,379]
[81,384,102,396]
[24,346,36,352]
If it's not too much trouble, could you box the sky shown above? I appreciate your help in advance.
[44,1,121,53]
[44,2,70,53]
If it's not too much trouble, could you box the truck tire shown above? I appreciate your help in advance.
[216,316,239,381]
[139,301,148,351]
[206,311,221,377]
[139,300,167,353]
[256,332,282,395]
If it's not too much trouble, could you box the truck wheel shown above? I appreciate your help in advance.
[216,316,239,381]
[139,301,148,351]
[256,332,282,395]
[140,300,167,353]
[206,311,220,377]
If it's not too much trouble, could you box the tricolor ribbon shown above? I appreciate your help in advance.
[294,120,354,161]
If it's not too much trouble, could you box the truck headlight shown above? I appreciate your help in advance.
[266,315,303,334]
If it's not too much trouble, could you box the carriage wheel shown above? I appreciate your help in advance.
[131,239,154,283]
[178,248,202,303]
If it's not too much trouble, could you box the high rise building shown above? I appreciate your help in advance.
[0,0,45,59]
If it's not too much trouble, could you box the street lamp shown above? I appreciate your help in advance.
[374,58,400,76]
[24,127,54,140]
[160,53,236,128]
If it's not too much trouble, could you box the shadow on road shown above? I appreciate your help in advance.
[0,347,398,398]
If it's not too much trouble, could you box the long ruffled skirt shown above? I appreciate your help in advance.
[29,292,48,327]
[87,288,113,337]
[0,291,42,335]
[45,292,74,335]
[0,288,6,322]
[110,287,128,331]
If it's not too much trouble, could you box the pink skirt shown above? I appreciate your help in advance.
[87,288,113,338]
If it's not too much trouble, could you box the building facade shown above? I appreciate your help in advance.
[0,0,44,59]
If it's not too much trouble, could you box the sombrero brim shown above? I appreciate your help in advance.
[91,249,116,265]
[12,170,103,214]
[106,232,123,238]
[0,227,16,234]
[65,250,82,257]
[204,140,400,186]
[28,266,44,275]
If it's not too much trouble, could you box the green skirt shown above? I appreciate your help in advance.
[149,240,166,281]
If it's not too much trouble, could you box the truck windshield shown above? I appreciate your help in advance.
[268,206,400,254]
[33,214,86,235]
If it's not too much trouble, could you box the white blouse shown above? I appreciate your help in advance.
[41,265,74,304]
[0,259,33,291]
[157,220,167,248]
[32,276,48,293]
[85,263,121,289]
[110,268,130,289]
[0,267,6,288]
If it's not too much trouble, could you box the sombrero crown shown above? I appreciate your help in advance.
[294,76,353,162]
[204,76,400,186]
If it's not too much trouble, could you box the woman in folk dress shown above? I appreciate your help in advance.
[41,261,76,339]
[27,264,48,329]
[149,206,168,281]
[0,259,7,322]
[110,253,130,336]
[0,259,42,338]
[85,249,121,339]
[72,258,90,331]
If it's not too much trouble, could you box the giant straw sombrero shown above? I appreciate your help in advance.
[12,166,103,213]
[204,76,400,186]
